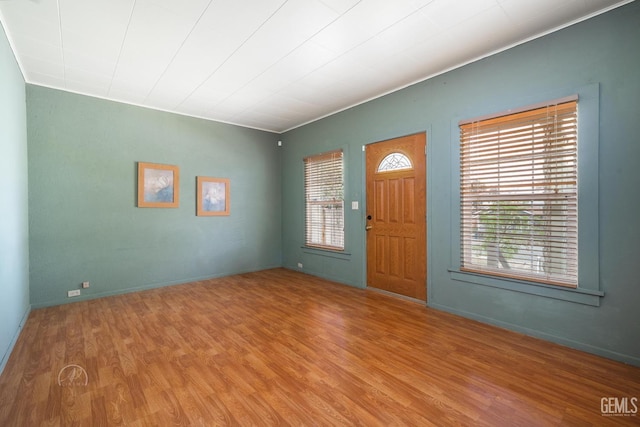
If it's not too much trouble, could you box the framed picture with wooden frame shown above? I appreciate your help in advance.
[137,162,180,208]
[197,177,230,216]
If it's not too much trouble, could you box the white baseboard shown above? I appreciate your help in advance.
[0,305,31,376]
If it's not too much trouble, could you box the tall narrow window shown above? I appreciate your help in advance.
[304,150,344,250]
[460,99,578,288]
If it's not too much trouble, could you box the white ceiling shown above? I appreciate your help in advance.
[0,0,632,133]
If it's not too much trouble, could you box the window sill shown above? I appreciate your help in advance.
[448,269,603,306]
[301,246,351,260]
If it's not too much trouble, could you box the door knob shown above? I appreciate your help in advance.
[365,225,373,231]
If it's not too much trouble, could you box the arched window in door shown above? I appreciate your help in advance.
[377,152,412,172]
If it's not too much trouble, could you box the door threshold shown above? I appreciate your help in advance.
[367,287,426,305]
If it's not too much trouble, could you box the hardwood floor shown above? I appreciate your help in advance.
[0,268,638,426]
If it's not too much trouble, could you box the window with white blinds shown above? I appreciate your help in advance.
[304,150,344,250]
[459,99,578,288]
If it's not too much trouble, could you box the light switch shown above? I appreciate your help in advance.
[351,201,359,210]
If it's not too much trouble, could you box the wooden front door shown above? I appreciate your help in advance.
[366,133,427,301]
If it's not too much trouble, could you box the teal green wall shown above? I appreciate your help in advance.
[282,2,640,365]
[27,86,282,307]
[0,23,30,373]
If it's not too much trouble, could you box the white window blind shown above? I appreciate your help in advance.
[304,150,344,250]
[460,99,578,288]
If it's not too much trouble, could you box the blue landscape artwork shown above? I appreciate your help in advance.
[144,168,174,203]
[202,181,226,211]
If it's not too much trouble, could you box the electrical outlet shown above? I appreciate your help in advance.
[82,281,90,289]
[297,262,303,268]
[68,290,81,297]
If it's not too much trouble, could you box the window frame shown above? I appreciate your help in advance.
[449,84,603,306]
[303,149,345,251]
[459,98,578,288]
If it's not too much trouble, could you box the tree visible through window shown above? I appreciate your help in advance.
[304,150,344,250]
[459,99,578,287]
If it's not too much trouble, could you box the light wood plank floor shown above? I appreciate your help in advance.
[1,268,638,426]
